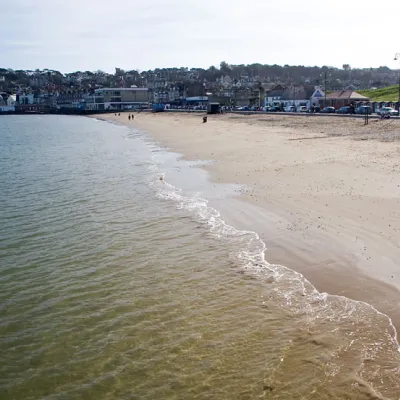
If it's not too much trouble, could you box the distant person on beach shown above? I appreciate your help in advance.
[132,114,135,120]
[128,115,131,121]
[118,113,120,116]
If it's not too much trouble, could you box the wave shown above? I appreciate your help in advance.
[92,118,400,397]
[144,151,400,399]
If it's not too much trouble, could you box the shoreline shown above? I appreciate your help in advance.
[92,112,400,330]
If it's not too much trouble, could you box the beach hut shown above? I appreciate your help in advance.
[207,102,220,114]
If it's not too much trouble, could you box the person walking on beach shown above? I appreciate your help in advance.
[128,115,131,121]
[132,114,135,120]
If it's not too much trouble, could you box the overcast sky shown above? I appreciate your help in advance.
[1,0,399,73]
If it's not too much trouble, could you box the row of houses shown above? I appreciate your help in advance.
[260,85,372,109]
[0,87,151,112]
[152,84,387,111]
[2,84,392,113]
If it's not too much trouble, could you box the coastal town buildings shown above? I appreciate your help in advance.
[0,64,399,113]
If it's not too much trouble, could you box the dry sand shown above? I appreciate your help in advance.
[98,112,400,327]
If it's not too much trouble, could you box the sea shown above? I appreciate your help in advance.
[1,115,400,400]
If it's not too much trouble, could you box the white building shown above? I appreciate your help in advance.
[265,86,325,109]
[309,87,325,107]
[218,75,233,88]
[168,87,181,102]
[0,94,16,112]
[94,87,149,110]
[264,86,285,106]
[7,95,16,107]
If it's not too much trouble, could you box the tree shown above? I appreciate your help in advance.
[377,66,391,73]
[220,61,231,75]
[342,64,352,82]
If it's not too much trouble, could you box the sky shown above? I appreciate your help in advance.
[1,0,400,73]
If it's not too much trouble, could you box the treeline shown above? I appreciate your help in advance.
[143,62,396,88]
[0,62,397,90]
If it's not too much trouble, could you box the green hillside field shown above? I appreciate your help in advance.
[359,85,400,102]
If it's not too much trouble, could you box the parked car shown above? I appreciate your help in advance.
[336,106,352,114]
[263,106,274,112]
[284,105,297,112]
[320,106,336,113]
[355,105,372,115]
[377,107,399,116]
[298,106,308,112]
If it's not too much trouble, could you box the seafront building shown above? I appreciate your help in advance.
[0,93,14,112]
[93,87,149,110]
[324,90,370,108]
[5,94,16,111]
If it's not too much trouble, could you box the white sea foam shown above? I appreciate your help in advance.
[150,156,398,318]
[100,119,400,397]
[145,155,400,397]
[127,127,400,347]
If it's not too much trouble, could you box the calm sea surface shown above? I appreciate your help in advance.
[1,115,400,399]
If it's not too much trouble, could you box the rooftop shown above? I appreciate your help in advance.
[326,90,369,100]
[95,87,148,92]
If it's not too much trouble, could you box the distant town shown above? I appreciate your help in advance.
[0,63,399,114]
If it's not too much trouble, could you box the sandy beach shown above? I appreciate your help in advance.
[99,112,400,327]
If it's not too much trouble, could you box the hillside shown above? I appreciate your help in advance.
[359,85,400,102]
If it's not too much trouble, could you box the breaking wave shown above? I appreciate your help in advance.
[146,157,400,399]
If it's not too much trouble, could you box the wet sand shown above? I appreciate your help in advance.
[97,112,400,329]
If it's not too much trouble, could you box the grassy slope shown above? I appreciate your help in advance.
[358,85,399,102]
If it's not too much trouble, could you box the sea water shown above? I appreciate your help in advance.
[1,115,399,399]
